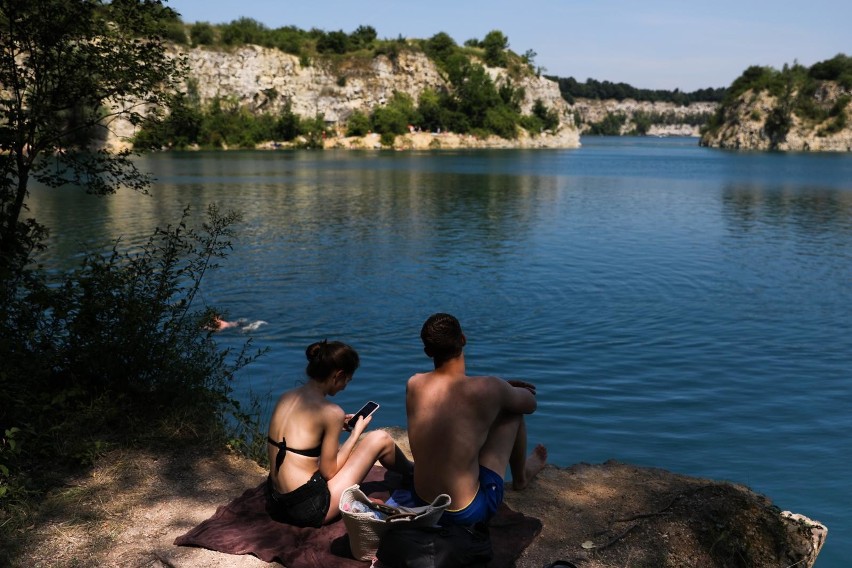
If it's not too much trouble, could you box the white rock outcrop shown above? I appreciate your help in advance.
[700,83,852,151]
[570,98,718,137]
[106,45,580,151]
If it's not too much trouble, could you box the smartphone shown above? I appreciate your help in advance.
[347,401,379,429]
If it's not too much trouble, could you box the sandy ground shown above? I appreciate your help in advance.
[12,428,826,568]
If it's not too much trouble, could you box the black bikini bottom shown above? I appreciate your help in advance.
[265,472,331,528]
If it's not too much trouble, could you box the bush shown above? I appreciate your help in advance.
[482,30,508,67]
[484,106,518,139]
[316,30,350,54]
[586,113,627,135]
[371,92,419,135]
[346,111,372,136]
[163,21,188,44]
[220,17,268,46]
[190,22,216,46]
[0,205,264,499]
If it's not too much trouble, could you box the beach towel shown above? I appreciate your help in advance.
[174,466,541,567]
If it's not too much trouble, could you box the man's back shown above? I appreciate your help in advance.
[406,367,535,508]
[407,312,546,526]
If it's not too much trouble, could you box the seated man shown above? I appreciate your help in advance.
[406,313,547,526]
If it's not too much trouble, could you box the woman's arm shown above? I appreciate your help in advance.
[317,404,372,480]
[317,405,345,479]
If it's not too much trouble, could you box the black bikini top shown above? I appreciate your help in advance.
[268,436,322,473]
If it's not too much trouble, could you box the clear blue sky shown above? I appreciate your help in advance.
[166,0,851,92]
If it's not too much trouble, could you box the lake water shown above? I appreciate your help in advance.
[29,137,852,565]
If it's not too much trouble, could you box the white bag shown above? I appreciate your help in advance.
[339,484,451,561]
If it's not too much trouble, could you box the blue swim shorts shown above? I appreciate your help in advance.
[438,465,504,526]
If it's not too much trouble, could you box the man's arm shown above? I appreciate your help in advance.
[499,378,537,415]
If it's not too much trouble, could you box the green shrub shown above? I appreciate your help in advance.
[163,21,188,45]
[482,30,509,67]
[484,106,518,139]
[190,22,216,46]
[531,99,560,131]
[220,17,268,46]
[346,111,372,136]
[0,205,264,499]
[586,113,627,135]
[371,92,419,135]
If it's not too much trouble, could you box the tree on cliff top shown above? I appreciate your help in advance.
[0,0,183,274]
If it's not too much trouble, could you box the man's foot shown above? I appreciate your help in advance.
[513,444,548,490]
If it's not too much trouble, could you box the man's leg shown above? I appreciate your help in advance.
[478,413,547,490]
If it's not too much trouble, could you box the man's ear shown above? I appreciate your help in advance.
[423,346,433,358]
[461,333,467,347]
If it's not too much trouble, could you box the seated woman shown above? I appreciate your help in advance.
[265,339,413,528]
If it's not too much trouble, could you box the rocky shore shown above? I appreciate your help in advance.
[15,428,826,567]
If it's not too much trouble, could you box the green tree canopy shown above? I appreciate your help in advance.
[482,30,509,67]
[0,0,183,273]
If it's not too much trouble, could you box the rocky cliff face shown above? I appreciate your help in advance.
[700,82,852,151]
[103,45,579,151]
[569,98,718,137]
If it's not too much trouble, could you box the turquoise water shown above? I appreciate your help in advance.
[29,138,852,565]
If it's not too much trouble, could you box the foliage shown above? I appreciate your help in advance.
[349,25,377,50]
[704,54,852,140]
[0,2,268,515]
[220,16,268,46]
[423,32,458,68]
[550,75,727,105]
[370,92,419,136]
[316,29,350,54]
[484,106,519,139]
[586,113,628,135]
[0,204,265,500]
[177,17,385,59]
[134,96,326,149]
[809,53,852,87]
[482,30,509,67]
[190,21,216,46]
[346,111,372,137]
[0,0,182,275]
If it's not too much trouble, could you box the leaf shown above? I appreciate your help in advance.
[581,540,596,549]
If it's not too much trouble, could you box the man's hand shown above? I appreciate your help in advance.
[508,379,536,395]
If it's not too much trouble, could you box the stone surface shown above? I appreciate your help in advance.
[700,83,852,151]
[16,428,827,567]
[105,45,581,152]
[569,98,718,136]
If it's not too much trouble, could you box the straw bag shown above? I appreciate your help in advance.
[339,484,451,561]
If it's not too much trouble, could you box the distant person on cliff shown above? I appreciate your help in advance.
[405,313,547,526]
[265,340,413,527]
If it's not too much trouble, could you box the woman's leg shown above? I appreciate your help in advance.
[324,430,413,523]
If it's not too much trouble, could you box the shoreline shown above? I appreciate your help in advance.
[10,427,827,567]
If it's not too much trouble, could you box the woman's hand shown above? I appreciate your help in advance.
[349,414,372,436]
[342,413,373,433]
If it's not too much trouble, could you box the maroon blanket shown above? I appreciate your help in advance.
[175,466,541,567]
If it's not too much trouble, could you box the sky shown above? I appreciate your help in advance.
[165,1,851,92]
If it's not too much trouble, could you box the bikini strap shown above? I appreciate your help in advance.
[268,436,287,473]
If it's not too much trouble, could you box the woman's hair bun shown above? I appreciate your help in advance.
[305,339,328,362]
[304,339,359,381]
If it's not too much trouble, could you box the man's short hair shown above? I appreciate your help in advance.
[421,313,465,361]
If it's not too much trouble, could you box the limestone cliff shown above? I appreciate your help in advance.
[700,81,852,151]
[107,45,580,151]
[570,98,718,137]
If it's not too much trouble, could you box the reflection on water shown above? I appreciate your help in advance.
[722,182,852,236]
[26,140,852,565]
